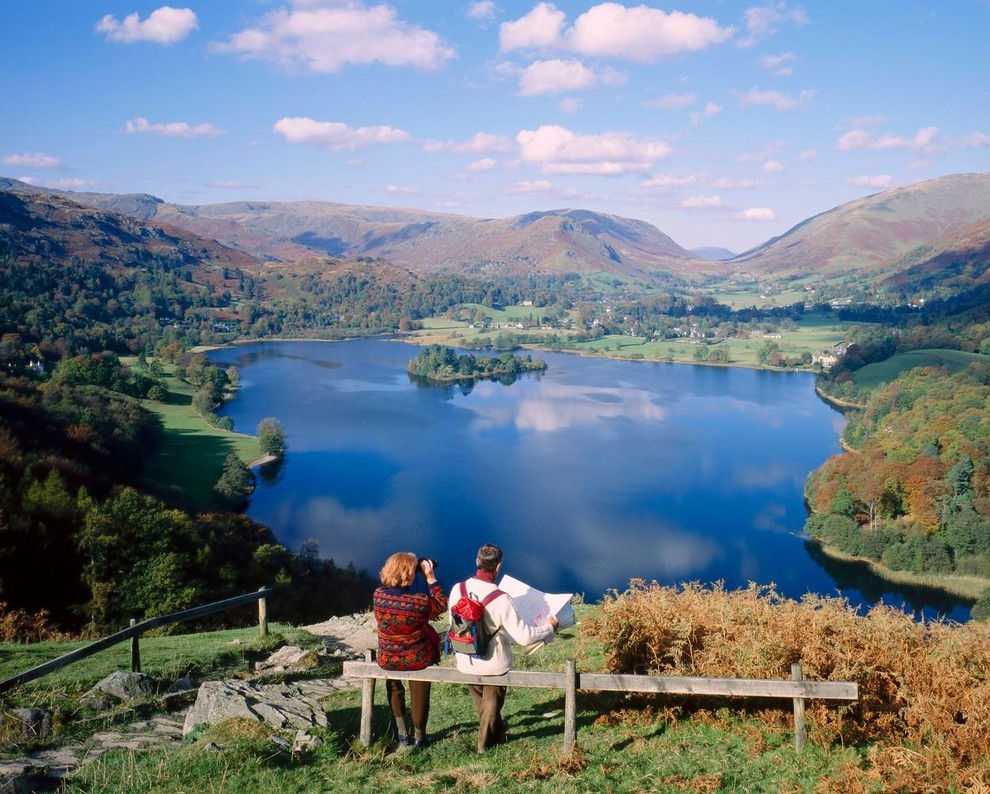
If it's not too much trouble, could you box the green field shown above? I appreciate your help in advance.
[135,362,261,509]
[1,606,862,793]
[852,349,990,390]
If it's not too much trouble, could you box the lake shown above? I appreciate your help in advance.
[208,339,972,622]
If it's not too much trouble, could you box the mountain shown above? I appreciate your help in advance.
[691,246,736,261]
[0,177,259,277]
[729,173,990,289]
[7,179,720,283]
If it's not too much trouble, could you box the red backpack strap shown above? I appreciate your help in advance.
[481,589,503,606]
[459,581,468,599]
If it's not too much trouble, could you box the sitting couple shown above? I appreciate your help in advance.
[373,543,559,752]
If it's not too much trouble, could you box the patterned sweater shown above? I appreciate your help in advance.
[374,581,448,671]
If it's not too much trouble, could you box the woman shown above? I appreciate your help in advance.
[373,552,447,749]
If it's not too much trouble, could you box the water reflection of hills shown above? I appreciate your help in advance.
[804,540,972,623]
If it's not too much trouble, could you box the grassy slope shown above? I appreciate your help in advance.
[1,606,861,793]
[137,363,260,509]
[852,348,988,390]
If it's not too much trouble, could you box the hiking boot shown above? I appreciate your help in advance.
[396,734,412,752]
[414,735,431,749]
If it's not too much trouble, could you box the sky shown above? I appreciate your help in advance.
[2,1,989,253]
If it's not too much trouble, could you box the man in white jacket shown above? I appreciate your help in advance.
[449,543,558,753]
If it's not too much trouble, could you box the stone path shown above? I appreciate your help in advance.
[0,613,378,792]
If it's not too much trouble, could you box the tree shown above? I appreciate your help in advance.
[213,453,256,510]
[257,417,287,458]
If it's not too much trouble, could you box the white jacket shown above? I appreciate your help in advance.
[449,577,555,676]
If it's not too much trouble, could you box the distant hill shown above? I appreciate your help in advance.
[690,246,736,261]
[729,173,990,292]
[0,177,259,279]
[3,178,722,284]
[5,172,990,300]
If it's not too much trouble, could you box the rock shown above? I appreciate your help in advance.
[254,645,327,673]
[8,709,51,740]
[167,676,196,694]
[182,680,329,737]
[80,671,159,709]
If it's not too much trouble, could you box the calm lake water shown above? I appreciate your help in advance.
[208,339,972,622]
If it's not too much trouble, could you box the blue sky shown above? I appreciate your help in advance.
[2,1,988,252]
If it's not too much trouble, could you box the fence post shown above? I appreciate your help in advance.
[130,619,141,673]
[360,649,376,747]
[791,662,807,752]
[258,587,269,638]
[563,659,577,753]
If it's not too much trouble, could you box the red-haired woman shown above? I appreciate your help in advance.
[373,552,447,749]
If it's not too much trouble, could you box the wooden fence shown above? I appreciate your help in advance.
[343,654,858,752]
[0,587,272,695]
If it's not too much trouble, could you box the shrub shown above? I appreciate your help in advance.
[585,580,990,787]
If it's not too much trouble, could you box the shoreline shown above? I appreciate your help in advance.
[813,540,984,603]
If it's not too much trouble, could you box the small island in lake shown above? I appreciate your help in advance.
[408,344,547,383]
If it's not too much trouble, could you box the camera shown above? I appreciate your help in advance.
[418,557,439,570]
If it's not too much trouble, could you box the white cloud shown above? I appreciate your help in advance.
[795,148,818,162]
[640,173,703,189]
[2,152,63,168]
[847,115,886,128]
[738,3,808,48]
[423,131,514,154]
[499,2,566,50]
[648,92,697,111]
[738,88,812,111]
[468,158,497,171]
[273,117,412,149]
[558,97,583,114]
[837,125,941,153]
[689,101,722,125]
[711,177,758,189]
[467,1,497,23]
[517,124,671,175]
[518,59,624,96]
[60,178,100,189]
[758,51,795,76]
[763,159,785,173]
[681,195,725,209]
[500,2,732,61]
[124,117,225,138]
[95,6,198,45]
[566,4,734,62]
[735,207,777,221]
[213,3,455,73]
[849,174,895,188]
[961,131,990,147]
[507,179,556,194]
[385,184,421,195]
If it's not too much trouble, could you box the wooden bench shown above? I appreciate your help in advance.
[342,654,858,752]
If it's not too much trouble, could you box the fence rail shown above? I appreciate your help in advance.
[342,655,858,753]
[0,587,272,695]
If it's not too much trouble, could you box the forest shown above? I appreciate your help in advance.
[4,222,990,637]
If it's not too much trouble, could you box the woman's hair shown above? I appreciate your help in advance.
[476,543,503,573]
[380,552,417,588]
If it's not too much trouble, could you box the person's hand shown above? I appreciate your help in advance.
[548,615,559,632]
[419,558,437,584]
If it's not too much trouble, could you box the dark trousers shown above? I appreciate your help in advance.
[467,683,507,752]
[386,679,432,735]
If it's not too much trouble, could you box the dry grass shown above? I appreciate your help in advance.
[585,580,990,788]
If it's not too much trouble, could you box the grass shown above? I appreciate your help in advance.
[852,348,989,390]
[2,603,868,792]
[407,307,848,370]
[134,362,261,509]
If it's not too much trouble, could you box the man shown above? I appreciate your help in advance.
[449,543,558,753]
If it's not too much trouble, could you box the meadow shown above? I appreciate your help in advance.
[5,582,989,791]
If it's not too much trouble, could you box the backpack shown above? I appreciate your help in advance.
[446,581,504,658]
